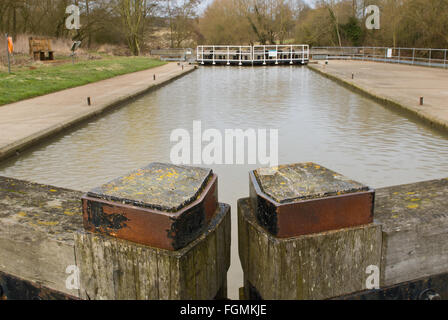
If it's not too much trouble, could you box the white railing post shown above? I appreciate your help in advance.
[239,46,242,66]
[302,45,305,64]
[275,45,278,65]
[290,45,293,64]
[443,49,448,68]
[251,46,254,64]
[261,45,265,65]
[202,46,205,64]
[202,46,204,64]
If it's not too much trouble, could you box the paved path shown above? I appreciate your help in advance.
[309,60,448,131]
[0,62,195,161]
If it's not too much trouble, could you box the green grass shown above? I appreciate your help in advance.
[0,57,166,106]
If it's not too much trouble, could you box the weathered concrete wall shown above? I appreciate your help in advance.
[0,176,230,300]
[1,175,448,300]
[239,176,448,300]
[0,177,83,298]
[375,178,448,287]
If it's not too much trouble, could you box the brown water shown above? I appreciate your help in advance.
[2,66,448,299]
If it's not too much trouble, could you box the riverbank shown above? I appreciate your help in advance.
[308,60,448,132]
[0,62,195,161]
[0,56,166,106]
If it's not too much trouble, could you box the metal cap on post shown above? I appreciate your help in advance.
[82,162,218,250]
[249,162,374,237]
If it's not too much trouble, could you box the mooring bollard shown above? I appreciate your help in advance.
[239,163,382,300]
[420,96,424,106]
[75,162,231,300]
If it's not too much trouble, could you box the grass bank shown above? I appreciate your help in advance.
[0,57,166,106]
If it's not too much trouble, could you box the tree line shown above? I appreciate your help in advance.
[0,0,201,55]
[199,0,448,48]
[1,0,447,55]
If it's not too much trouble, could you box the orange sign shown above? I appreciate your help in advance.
[7,37,13,54]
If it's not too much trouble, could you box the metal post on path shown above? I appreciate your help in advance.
[5,33,11,74]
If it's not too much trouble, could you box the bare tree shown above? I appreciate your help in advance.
[115,0,156,55]
[164,0,200,48]
[322,0,342,46]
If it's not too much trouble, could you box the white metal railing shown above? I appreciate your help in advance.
[311,46,448,68]
[252,45,309,65]
[197,46,252,65]
[150,48,195,62]
[196,45,309,65]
